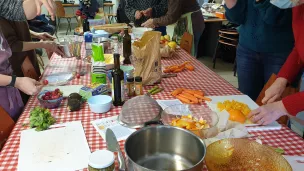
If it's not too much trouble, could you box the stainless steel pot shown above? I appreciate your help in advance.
[125,125,206,171]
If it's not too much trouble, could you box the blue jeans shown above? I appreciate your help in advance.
[236,44,292,101]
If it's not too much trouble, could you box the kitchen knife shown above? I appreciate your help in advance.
[106,128,126,171]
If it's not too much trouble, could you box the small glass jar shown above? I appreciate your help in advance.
[88,150,115,171]
[135,76,143,96]
[126,77,135,97]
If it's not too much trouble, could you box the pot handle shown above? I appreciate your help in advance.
[144,120,164,127]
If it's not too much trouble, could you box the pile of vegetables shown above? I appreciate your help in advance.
[30,107,56,131]
[171,88,211,104]
[163,61,195,73]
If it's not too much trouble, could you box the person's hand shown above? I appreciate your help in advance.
[41,41,65,57]
[141,19,156,28]
[15,77,42,96]
[34,32,56,41]
[135,10,143,20]
[248,101,288,125]
[262,78,288,104]
[143,8,153,18]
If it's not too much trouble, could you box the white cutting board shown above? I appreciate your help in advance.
[18,121,91,171]
[41,85,83,97]
[206,95,280,128]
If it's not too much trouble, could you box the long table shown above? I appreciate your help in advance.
[0,49,304,170]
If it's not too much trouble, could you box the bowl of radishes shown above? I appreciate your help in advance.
[38,89,64,109]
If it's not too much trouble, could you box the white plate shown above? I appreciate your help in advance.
[206,95,278,127]
[45,72,74,86]
[41,85,83,97]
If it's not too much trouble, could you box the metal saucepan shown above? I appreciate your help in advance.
[125,125,206,171]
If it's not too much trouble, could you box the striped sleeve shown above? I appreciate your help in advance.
[0,0,26,21]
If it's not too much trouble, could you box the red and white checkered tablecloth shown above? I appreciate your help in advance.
[1,49,304,171]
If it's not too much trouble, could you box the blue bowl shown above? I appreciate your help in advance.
[37,90,63,109]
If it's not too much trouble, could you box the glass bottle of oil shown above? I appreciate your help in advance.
[111,53,125,106]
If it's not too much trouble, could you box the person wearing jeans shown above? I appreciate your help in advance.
[224,0,295,101]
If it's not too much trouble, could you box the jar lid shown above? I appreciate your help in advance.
[88,150,115,169]
[135,76,142,82]
[127,77,134,82]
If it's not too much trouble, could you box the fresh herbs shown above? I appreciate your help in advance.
[30,107,56,131]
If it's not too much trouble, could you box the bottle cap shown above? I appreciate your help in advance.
[114,53,120,59]
[135,76,142,82]
[127,77,134,82]
[88,150,115,169]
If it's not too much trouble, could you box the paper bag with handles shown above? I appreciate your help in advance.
[132,31,162,85]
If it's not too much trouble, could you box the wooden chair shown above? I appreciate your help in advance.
[180,32,193,54]
[55,1,78,35]
[256,74,301,125]
[0,106,15,151]
[213,29,239,76]
[108,14,117,24]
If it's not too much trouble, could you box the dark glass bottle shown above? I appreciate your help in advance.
[111,53,125,106]
[123,28,131,64]
[82,18,90,33]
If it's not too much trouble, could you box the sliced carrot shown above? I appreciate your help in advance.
[179,93,199,103]
[171,88,184,97]
[184,89,204,96]
[169,66,179,71]
[163,69,171,73]
[176,95,191,104]
[180,61,191,67]
[173,68,184,73]
[185,64,194,71]
[196,95,212,102]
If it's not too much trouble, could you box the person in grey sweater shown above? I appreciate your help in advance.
[125,0,168,35]
[0,0,56,21]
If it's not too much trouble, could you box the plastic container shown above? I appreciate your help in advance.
[132,27,153,39]
[87,95,112,113]
[88,150,115,171]
[161,104,219,139]
[37,90,63,109]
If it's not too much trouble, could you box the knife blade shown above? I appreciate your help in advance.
[106,128,126,171]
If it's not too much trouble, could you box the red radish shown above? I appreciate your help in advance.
[55,88,59,92]
[45,92,51,96]
[76,73,80,79]
[43,80,49,85]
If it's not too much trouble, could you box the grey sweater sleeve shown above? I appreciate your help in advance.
[0,0,26,21]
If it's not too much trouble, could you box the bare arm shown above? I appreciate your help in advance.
[224,0,238,9]
[0,75,13,86]
[22,42,43,51]
[0,75,42,95]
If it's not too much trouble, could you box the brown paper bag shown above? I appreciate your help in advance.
[132,31,162,85]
